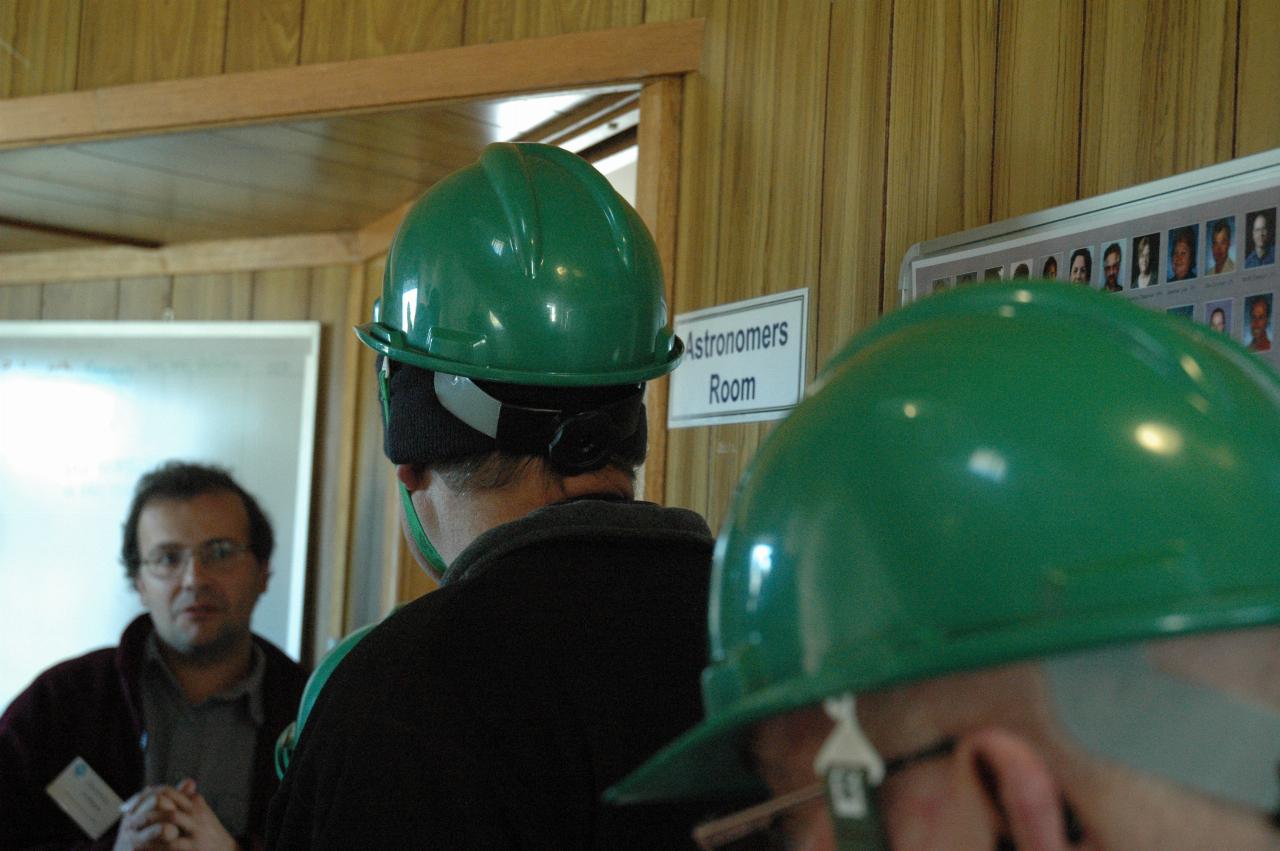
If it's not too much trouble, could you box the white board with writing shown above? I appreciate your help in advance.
[0,322,318,711]
[668,288,808,428]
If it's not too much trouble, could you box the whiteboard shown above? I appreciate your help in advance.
[0,322,318,710]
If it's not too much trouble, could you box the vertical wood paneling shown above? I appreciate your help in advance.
[881,0,997,313]
[299,0,464,63]
[172,271,252,319]
[815,0,891,368]
[642,0,695,22]
[663,0,722,515]
[4,0,81,97]
[304,264,353,659]
[1079,0,1236,198]
[116,275,170,319]
[75,0,227,88]
[636,77,682,507]
[463,0,642,44]
[1236,0,1280,156]
[223,0,302,72]
[0,284,42,318]
[695,0,830,531]
[251,267,310,319]
[992,0,1084,220]
[347,256,396,627]
[0,2,14,97]
[41,279,118,318]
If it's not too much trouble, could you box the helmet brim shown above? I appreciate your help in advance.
[355,321,683,387]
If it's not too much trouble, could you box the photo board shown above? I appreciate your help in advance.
[0,322,319,710]
[900,148,1280,368]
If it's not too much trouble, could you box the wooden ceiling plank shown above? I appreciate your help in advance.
[0,142,391,235]
[0,212,160,248]
[0,19,705,149]
[77,133,403,212]
[0,175,245,243]
[0,232,362,286]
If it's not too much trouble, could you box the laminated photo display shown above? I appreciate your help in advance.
[900,149,1280,366]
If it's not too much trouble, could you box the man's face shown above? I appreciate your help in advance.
[1212,227,1230,269]
[1251,299,1270,340]
[1104,250,1121,286]
[1070,254,1088,283]
[132,490,267,660]
[1172,238,1193,279]
[1253,216,1269,255]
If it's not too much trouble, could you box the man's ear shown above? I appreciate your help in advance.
[255,561,271,595]
[396,463,429,493]
[961,727,1075,851]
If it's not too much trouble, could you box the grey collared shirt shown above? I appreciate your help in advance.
[139,634,266,839]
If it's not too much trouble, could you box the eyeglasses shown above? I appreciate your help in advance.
[692,738,957,850]
[140,539,250,579]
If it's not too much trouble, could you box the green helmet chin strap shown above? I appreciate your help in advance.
[378,359,448,579]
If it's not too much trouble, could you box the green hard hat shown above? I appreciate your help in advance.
[275,621,380,778]
[611,280,1280,803]
[355,142,682,386]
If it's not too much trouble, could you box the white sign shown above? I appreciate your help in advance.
[668,288,808,428]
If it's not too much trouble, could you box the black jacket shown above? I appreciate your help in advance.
[268,499,718,849]
[0,614,307,850]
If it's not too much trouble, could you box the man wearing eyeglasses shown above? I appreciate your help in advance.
[0,461,307,850]
[610,282,1280,850]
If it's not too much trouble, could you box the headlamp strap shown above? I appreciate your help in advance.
[816,694,890,850]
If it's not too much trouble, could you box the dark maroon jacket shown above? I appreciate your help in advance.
[0,614,307,850]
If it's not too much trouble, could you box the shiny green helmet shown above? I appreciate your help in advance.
[612,281,1280,804]
[275,621,379,778]
[356,142,683,576]
[356,142,682,386]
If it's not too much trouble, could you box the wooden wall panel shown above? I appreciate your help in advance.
[881,0,997,313]
[0,3,13,97]
[464,0,642,43]
[1079,0,1236,198]
[346,256,397,630]
[299,0,464,63]
[643,0,696,22]
[0,283,41,318]
[992,0,1084,220]
[116,274,170,319]
[223,0,302,72]
[1236,0,1280,157]
[41,279,118,318]
[171,271,252,320]
[663,0,721,516]
[695,0,830,531]
[3,0,81,97]
[815,0,891,368]
[75,0,227,89]
[636,77,682,504]
[304,264,357,657]
[250,267,310,319]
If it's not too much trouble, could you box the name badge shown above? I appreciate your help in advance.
[45,757,123,839]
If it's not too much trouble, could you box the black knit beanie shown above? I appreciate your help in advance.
[383,360,648,469]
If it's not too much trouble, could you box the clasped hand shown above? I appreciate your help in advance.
[113,779,239,851]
